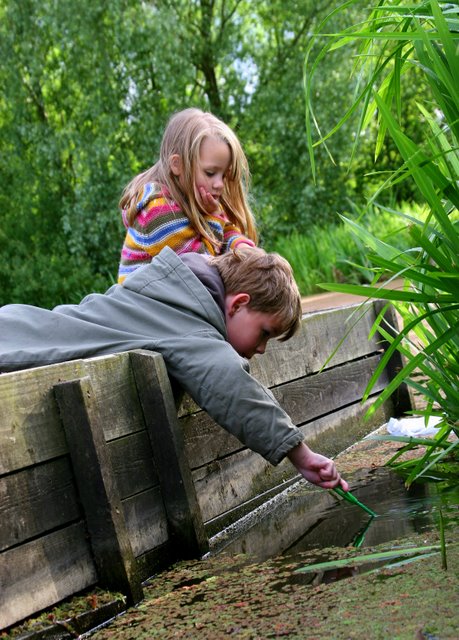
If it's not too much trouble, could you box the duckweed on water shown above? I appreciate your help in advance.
[86,530,458,640]
[5,434,458,640]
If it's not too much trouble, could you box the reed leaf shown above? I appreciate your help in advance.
[406,440,458,486]
[369,435,450,449]
[295,546,440,574]
[319,281,453,304]
[305,0,459,483]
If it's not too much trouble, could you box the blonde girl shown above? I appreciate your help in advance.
[118,108,257,283]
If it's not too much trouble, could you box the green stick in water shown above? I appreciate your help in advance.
[352,516,375,548]
[332,486,377,517]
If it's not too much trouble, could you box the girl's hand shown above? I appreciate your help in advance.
[287,442,349,491]
[198,186,221,215]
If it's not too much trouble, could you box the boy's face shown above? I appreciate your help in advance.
[225,293,284,359]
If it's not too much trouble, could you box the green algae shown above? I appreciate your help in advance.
[0,589,126,640]
[83,528,458,640]
[4,432,458,640]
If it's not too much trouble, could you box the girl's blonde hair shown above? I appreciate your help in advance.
[210,246,302,341]
[119,108,257,247]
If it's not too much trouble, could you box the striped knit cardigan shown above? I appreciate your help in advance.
[118,183,254,284]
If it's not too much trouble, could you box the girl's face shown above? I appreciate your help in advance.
[194,136,231,206]
[170,135,232,211]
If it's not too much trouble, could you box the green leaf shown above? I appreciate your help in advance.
[295,546,441,574]
[319,281,455,304]
[368,434,450,449]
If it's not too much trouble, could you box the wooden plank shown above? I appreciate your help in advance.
[122,486,169,558]
[181,355,388,469]
[193,397,392,524]
[0,360,85,474]
[193,448,276,525]
[130,351,209,557]
[180,412,242,470]
[0,522,96,630]
[108,430,159,498]
[54,377,143,604]
[0,457,80,551]
[134,542,178,582]
[83,353,146,441]
[300,395,394,460]
[273,353,389,426]
[0,353,145,475]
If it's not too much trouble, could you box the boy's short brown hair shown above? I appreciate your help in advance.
[210,246,302,341]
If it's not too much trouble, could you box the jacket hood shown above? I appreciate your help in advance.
[122,247,227,336]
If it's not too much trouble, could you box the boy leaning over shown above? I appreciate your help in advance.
[0,246,348,491]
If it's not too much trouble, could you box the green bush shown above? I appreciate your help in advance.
[268,202,427,296]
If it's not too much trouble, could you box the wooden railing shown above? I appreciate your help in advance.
[0,302,411,630]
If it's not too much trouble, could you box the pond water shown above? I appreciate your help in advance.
[76,466,458,640]
[208,466,459,567]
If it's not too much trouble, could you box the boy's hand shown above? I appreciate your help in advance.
[287,442,349,491]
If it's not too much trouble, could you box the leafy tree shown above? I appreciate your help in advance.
[0,0,410,305]
[0,0,129,304]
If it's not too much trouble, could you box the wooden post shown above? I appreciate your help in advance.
[374,301,413,415]
[54,377,143,604]
[129,351,209,557]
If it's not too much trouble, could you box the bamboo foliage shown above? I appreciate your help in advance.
[304,0,459,484]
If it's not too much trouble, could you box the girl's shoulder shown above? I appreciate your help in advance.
[137,182,168,210]
[132,183,182,228]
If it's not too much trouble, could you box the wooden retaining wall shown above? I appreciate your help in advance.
[0,302,411,630]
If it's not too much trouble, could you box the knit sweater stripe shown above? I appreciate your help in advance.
[127,217,191,247]
[139,199,181,224]
[118,182,252,284]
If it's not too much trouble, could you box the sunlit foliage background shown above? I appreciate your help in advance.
[0,0,427,306]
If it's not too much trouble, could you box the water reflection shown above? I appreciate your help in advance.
[351,515,374,548]
[208,466,459,562]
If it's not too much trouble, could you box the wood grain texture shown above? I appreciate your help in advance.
[130,351,209,557]
[0,360,85,474]
[0,457,80,551]
[0,352,145,475]
[82,353,146,441]
[108,430,159,498]
[122,486,169,557]
[0,523,96,630]
[54,377,143,604]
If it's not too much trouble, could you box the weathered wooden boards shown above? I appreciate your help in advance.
[0,302,410,630]
[0,353,171,628]
[178,303,408,525]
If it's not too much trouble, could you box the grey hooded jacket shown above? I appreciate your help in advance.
[0,247,303,464]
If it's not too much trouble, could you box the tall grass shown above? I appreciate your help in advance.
[269,202,427,295]
[303,0,459,486]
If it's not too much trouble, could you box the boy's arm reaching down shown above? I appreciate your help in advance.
[159,331,346,489]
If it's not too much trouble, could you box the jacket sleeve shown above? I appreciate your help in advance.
[158,330,304,465]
